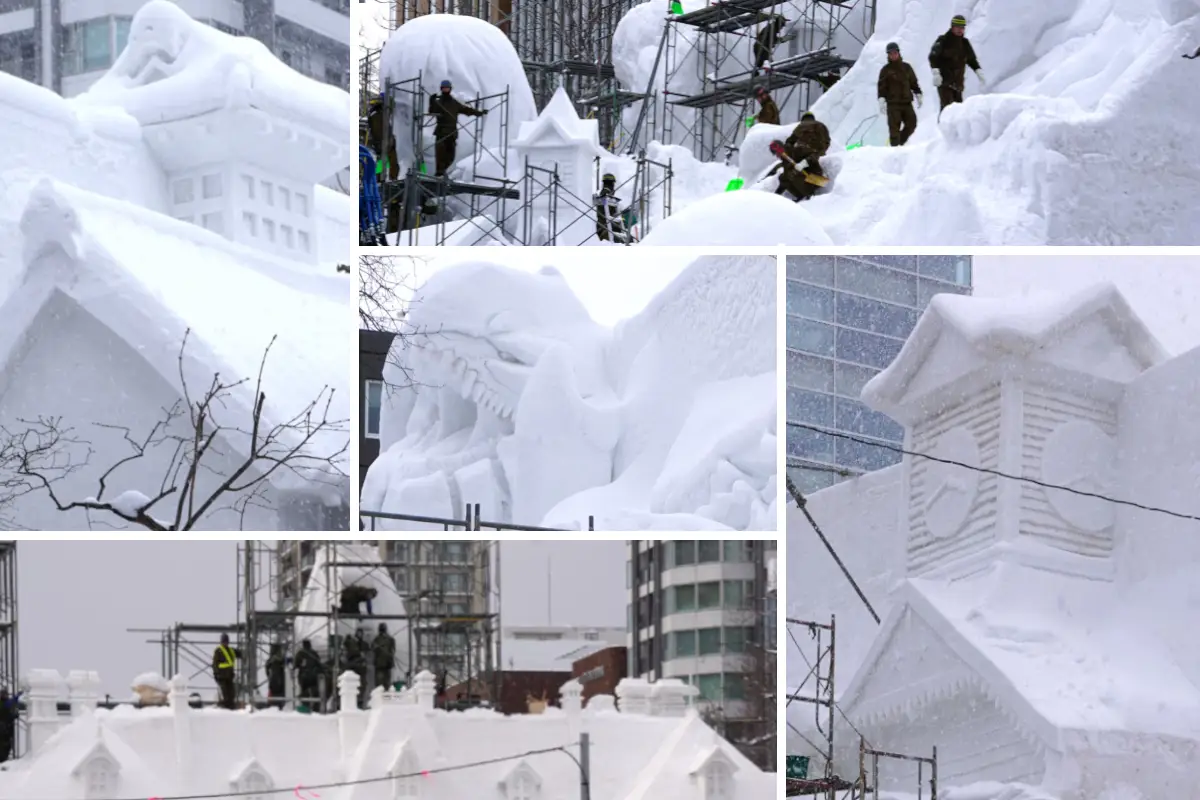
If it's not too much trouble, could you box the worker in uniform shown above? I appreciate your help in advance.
[929,14,985,112]
[877,42,923,146]
[754,86,780,125]
[0,688,20,763]
[265,643,287,709]
[212,633,240,710]
[339,584,377,616]
[752,15,787,75]
[366,93,399,181]
[373,623,397,690]
[294,639,323,712]
[594,173,632,243]
[344,628,369,707]
[427,79,487,177]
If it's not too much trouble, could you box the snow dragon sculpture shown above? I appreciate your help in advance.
[361,256,777,531]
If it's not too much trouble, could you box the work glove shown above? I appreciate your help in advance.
[974,68,986,87]
[932,68,942,87]
[915,93,923,109]
[877,97,887,116]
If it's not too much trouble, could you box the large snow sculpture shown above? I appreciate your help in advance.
[361,256,777,531]
[380,15,538,178]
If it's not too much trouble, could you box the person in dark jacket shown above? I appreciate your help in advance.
[373,623,397,690]
[366,93,399,181]
[427,79,487,176]
[212,633,240,710]
[265,643,287,709]
[0,688,21,763]
[929,14,984,112]
[877,42,923,146]
[593,173,631,243]
[339,584,377,616]
[752,15,787,75]
[344,629,369,706]
[754,87,780,126]
[772,111,831,202]
[294,639,323,711]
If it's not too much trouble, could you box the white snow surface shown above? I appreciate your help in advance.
[639,189,833,245]
[111,490,153,518]
[130,673,170,693]
[361,255,776,531]
[380,15,538,175]
[787,282,1200,798]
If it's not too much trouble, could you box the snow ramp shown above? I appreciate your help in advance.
[755,0,1200,244]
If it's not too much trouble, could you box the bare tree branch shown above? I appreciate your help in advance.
[4,330,349,531]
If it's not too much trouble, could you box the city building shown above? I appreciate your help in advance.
[0,0,349,96]
[785,254,973,493]
[627,539,776,769]
[359,328,394,487]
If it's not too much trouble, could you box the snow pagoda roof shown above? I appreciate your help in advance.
[515,87,602,149]
[863,282,1169,423]
[0,179,350,490]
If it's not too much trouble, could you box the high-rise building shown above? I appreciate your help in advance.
[627,540,776,769]
[785,255,973,493]
[0,0,349,96]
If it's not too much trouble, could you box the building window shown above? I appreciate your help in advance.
[786,255,833,286]
[261,180,274,205]
[81,18,112,73]
[696,673,722,701]
[672,540,695,566]
[696,581,720,609]
[722,541,749,562]
[202,173,223,199]
[786,387,833,428]
[672,629,696,658]
[83,763,114,799]
[835,293,919,339]
[243,212,257,236]
[697,627,721,655]
[298,230,311,252]
[439,572,465,593]
[390,744,422,799]
[115,17,131,55]
[263,219,276,242]
[243,175,256,199]
[833,362,877,399]
[723,673,746,700]
[282,225,294,248]
[280,186,292,211]
[365,379,383,438]
[786,281,834,322]
[0,30,37,82]
[723,626,751,653]
[722,580,746,609]
[696,540,720,563]
[296,193,310,216]
[671,584,695,612]
[787,351,833,393]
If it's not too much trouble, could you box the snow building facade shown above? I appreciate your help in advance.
[0,1,352,531]
[787,283,1200,800]
[0,670,775,800]
[785,255,973,493]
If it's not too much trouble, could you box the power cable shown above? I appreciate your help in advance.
[96,743,578,800]
[787,421,1200,523]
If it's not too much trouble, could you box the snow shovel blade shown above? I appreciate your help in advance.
[801,171,829,187]
[725,177,745,191]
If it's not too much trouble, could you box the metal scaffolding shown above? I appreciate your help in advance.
[135,542,502,713]
[361,503,596,531]
[650,0,869,162]
[0,542,16,697]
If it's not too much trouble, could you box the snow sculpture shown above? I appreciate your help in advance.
[616,678,652,715]
[362,256,776,531]
[67,670,101,717]
[639,191,834,246]
[230,759,274,800]
[1041,420,1119,532]
[72,742,120,800]
[78,1,349,264]
[691,749,738,800]
[863,284,1168,581]
[413,671,437,709]
[513,88,607,245]
[380,15,538,177]
[500,761,542,800]
[650,679,697,717]
[25,669,64,751]
[131,672,170,706]
[389,740,422,798]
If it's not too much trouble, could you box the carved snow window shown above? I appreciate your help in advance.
[502,762,542,800]
[242,174,256,199]
[202,212,224,234]
[282,225,294,248]
[202,173,223,199]
[280,187,292,211]
[389,742,422,799]
[244,212,257,237]
[263,219,276,242]
[296,193,309,217]
[701,760,732,800]
[231,761,275,800]
[74,745,120,800]
[298,230,311,252]
[172,178,194,204]
[261,180,274,206]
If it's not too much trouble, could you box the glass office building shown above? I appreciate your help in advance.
[785,255,973,493]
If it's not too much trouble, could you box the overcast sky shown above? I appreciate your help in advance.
[15,540,626,697]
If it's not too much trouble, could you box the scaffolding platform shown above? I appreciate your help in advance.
[386,173,520,202]
[670,48,852,108]
[785,777,857,796]
[523,59,619,80]
[579,88,648,108]
[673,0,790,33]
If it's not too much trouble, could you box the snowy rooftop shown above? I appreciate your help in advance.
[0,671,774,800]
[7,179,350,486]
[501,638,612,672]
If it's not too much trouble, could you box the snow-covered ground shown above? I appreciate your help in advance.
[0,1,352,530]
[786,281,1200,799]
[380,0,1200,244]
[361,254,776,531]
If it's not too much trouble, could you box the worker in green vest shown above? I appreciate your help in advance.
[212,633,240,710]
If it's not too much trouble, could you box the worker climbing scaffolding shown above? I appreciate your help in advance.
[594,173,633,243]
[428,79,487,177]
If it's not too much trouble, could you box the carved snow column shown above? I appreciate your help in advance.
[651,679,696,717]
[169,675,193,779]
[337,671,362,767]
[369,684,386,710]
[338,671,361,712]
[560,679,583,739]
[615,679,652,716]
[66,670,101,717]
[25,669,63,752]
[513,87,605,246]
[586,695,616,713]
[862,286,1166,583]
[413,671,437,709]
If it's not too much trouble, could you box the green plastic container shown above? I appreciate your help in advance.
[669,0,683,14]
[725,177,745,192]
[746,116,756,128]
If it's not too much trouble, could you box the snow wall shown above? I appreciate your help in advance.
[380,15,539,178]
[361,255,777,531]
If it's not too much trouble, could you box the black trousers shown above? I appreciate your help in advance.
[216,675,236,709]
[435,135,457,176]
[377,667,393,690]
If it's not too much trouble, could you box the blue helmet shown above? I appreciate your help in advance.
[440,79,452,89]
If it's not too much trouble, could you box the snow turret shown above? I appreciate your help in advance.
[66,670,101,717]
[615,678,652,715]
[169,675,193,780]
[514,87,606,245]
[25,669,63,751]
[863,283,1168,583]
[78,1,350,265]
[651,679,697,718]
[413,670,437,709]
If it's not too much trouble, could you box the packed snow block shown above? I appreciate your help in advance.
[1157,0,1200,24]
[640,190,833,245]
[380,15,537,175]
[736,122,794,181]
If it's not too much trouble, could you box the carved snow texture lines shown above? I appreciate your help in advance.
[1020,384,1118,556]
[907,386,1002,576]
